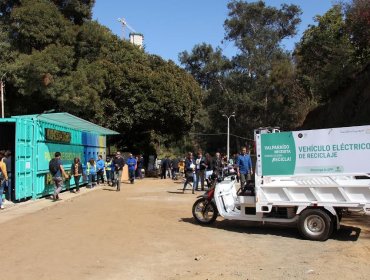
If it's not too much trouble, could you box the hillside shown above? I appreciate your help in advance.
[302,64,370,129]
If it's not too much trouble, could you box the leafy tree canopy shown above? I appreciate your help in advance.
[180,0,369,154]
[52,0,95,24]
[179,43,231,90]
[344,0,370,60]
[294,2,369,103]
[225,0,301,76]
[180,1,306,153]
[0,0,201,153]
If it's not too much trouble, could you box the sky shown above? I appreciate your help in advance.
[93,1,335,63]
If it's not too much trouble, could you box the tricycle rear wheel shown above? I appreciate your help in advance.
[298,209,333,241]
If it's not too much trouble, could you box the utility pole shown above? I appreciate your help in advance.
[1,72,7,118]
[222,112,235,163]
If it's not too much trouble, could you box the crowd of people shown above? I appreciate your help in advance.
[1,147,253,207]
[158,147,253,194]
[49,151,145,202]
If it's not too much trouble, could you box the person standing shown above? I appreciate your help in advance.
[3,150,12,200]
[237,147,253,188]
[160,157,169,179]
[49,152,69,201]
[212,152,223,177]
[71,157,83,193]
[194,150,206,191]
[113,151,125,191]
[96,155,105,185]
[167,156,172,179]
[171,157,179,180]
[179,159,185,176]
[136,154,144,179]
[126,153,137,184]
[105,157,113,186]
[86,158,97,189]
[183,152,196,194]
[0,151,8,209]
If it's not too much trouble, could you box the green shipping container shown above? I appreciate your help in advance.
[0,113,118,201]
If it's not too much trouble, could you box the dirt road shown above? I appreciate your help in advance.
[1,178,369,280]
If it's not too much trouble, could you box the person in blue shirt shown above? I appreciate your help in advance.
[126,153,137,184]
[237,147,253,188]
[96,155,105,185]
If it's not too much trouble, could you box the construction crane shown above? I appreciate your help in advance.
[117,18,136,39]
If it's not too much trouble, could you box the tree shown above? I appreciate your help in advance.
[179,43,230,90]
[52,0,95,25]
[10,0,75,53]
[0,21,12,69]
[294,1,370,128]
[0,0,202,153]
[294,5,356,102]
[180,1,306,153]
[0,0,20,21]
[224,0,301,77]
[345,0,370,61]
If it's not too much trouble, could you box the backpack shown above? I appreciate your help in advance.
[49,158,60,176]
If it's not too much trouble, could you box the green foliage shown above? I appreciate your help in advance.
[75,20,114,61]
[345,0,370,61]
[52,0,95,24]
[180,1,306,153]
[267,58,311,128]
[180,0,369,154]
[10,44,75,96]
[179,43,231,90]
[0,0,202,153]
[225,0,301,77]
[10,0,75,53]
[0,0,20,21]
[294,5,359,102]
[0,22,12,69]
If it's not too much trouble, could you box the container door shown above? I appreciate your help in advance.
[0,119,16,201]
[15,118,34,200]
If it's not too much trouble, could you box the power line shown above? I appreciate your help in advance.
[189,132,253,141]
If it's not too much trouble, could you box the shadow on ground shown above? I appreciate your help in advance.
[167,191,185,194]
[332,225,362,241]
[102,188,118,192]
[180,217,363,241]
[167,189,205,194]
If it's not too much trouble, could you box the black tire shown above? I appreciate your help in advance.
[298,209,333,241]
[192,198,218,225]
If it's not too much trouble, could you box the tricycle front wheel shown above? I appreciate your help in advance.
[192,198,218,225]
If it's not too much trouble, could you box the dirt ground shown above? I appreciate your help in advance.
[0,178,369,280]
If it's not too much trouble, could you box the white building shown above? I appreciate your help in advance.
[129,33,144,49]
